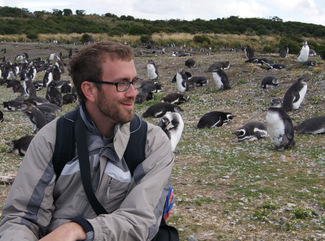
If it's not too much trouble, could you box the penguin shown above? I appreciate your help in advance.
[135,91,153,104]
[22,104,48,132]
[261,76,279,89]
[0,110,3,122]
[243,45,254,59]
[146,59,159,80]
[197,111,236,129]
[207,61,230,71]
[294,116,325,134]
[161,93,189,105]
[309,49,317,56]
[63,93,78,105]
[3,100,25,111]
[158,112,184,152]
[140,81,162,93]
[297,41,309,62]
[46,81,63,107]
[232,121,268,142]
[266,98,295,151]
[142,102,183,118]
[279,43,289,58]
[6,135,34,156]
[302,60,316,67]
[188,76,208,87]
[211,67,231,90]
[185,58,195,68]
[282,78,308,111]
[172,70,191,83]
[43,68,53,87]
[23,79,37,97]
[267,63,286,70]
[176,69,189,93]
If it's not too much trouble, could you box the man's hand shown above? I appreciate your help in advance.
[39,222,86,241]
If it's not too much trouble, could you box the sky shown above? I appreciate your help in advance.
[1,0,325,26]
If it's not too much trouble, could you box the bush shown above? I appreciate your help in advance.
[193,35,211,44]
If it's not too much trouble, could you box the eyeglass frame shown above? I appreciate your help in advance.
[89,78,139,92]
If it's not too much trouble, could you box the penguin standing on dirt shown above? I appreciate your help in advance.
[176,70,189,93]
[244,45,254,59]
[280,43,289,58]
[147,59,159,80]
[232,121,268,142]
[294,116,325,134]
[266,98,295,151]
[282,78,308,111]
[211,67,231,90]
[297,41,309,62]
[158,112,184,152]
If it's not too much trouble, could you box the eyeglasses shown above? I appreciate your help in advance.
[90,78,138,92]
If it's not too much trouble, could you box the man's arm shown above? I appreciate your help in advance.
[39,222,86,241]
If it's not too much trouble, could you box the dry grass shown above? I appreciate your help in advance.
[0,41,325,240]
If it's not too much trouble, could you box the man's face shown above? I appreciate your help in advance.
[96,57,138,124]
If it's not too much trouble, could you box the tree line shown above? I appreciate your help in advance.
[0,6,324,39]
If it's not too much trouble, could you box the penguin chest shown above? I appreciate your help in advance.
[212,72,223,89]
[176,73,187,92]
[292,85,307,109]
[147,65,157,79]
[266,111,285,145]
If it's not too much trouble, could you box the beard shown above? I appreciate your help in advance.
[97,89,134,124]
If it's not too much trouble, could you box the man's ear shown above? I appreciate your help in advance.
[81,81,97,102]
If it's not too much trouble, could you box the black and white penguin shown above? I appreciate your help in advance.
[142,102,183,118]
[207,61,230,71]
[0,110,3,122]
[279,43,289,58]
[297,41,309,62]
[172,70,191,83]
[294,116,325,134]
[176,70,189,93]
[302,60,316,67]
[188,76,208,87]
[267,63,286,70]
[266,98,295,151]
[147,59,159,80]
[22,104,48,132]
[243,45,254,59]
[6,135,34,156]
[197,111,236,129]
[43,68,53,87]
[46,81,63,107]
[232,121,268,141]
[135,92,153,104]
[309,49,317,56]
[23,79,37,97]
[261,76,279,89]
[140,81,162,93]
[211,67,231,90]
[3,99,25,111]
[161,93,189,105]
[185,58,195,68]
[282,77,308,111]
[158,112,184,152]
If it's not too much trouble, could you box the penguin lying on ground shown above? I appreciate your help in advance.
[185,58,195,68]
[207,61,230,71]
[140,81,162,93]
[6,135,34,156]
[261,76,279,89]
[142,102,183,118]
[135,92,153,104]
[282,77,308,111]
[161,93,189,105]
[266,98,295,151]
[294,116,325,134]
[197,111,235,129]
[158,112,184,152]
[232,121,268,141]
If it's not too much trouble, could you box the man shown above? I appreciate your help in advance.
[0,41,174,240]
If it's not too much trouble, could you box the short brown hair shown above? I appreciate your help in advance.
[68,41,135,102]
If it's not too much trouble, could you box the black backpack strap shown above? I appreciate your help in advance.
[124,114,148,175]
[75,111,108,215]
[52,108,79,180]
